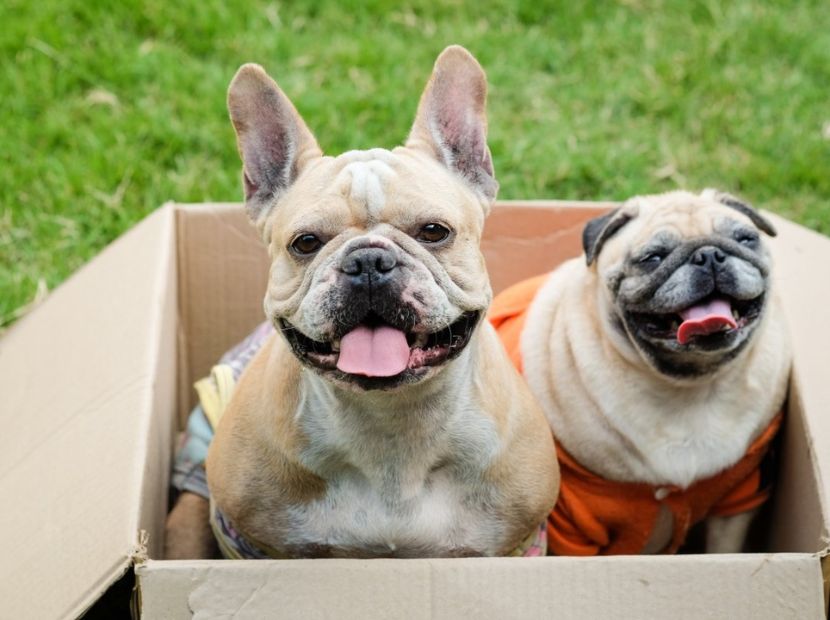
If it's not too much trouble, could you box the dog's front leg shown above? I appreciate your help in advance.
[704,510,757,553]
[164,491,217,559]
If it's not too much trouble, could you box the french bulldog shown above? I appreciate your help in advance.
[166,46,559,559]
[490,190,791,555]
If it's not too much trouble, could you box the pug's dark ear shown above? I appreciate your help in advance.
[702,189,777,237]
[406,46,498,210]
[583,207,636,266]
[228,64,323,227]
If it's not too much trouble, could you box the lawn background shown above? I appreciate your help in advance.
[2,0,828,328]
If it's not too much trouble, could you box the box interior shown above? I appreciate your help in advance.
[169,202,827,556]
[138,201,829,618]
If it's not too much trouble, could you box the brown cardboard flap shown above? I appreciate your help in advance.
[0,205,178,619]
[137,554,824,619]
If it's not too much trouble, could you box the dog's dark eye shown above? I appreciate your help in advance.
[735,231,759,247]
[639,251,666,266]
[290,234,324,255]
[416,223,451,244]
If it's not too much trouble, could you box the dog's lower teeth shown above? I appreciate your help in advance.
[732,309,740,320]
[331,339,341,352]
[670,320,679,332]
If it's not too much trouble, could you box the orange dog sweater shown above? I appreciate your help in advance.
[490,274,780,555]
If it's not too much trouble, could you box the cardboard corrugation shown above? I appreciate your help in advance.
[2,201,829,619]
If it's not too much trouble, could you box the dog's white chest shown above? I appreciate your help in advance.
[283,473,470,554]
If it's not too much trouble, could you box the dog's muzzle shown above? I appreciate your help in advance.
[279,243,481,389]
[622,242,767,351]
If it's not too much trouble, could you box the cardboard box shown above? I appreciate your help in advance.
[1,201,828,619]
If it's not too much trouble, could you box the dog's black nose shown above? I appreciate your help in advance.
[341,247,397,285]
[691,246,726,268]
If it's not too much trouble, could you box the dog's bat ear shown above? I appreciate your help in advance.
[701,189,777,237]
[583,207,636,266]
[227,64,322,227]
[406,46,498,211]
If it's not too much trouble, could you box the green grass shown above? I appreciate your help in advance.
[2,0,829,327]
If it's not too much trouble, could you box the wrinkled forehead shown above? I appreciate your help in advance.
[275,147,481,230]
[629,198,757,245]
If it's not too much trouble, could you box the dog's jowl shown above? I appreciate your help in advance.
[164,46,559,560]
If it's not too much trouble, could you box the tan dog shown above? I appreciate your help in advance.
[491,190,791,555]
[166,47,559,559]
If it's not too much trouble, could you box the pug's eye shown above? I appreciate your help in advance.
[416,223,451,244]
[735,231,759,247]
[639,251,666,266]
[290,234,324,256]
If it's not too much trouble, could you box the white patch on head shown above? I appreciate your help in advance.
[335,150,397,219]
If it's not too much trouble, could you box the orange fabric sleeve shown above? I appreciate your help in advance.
[547,478,607,556]
[709,469,768,517]
[709,415,781,518]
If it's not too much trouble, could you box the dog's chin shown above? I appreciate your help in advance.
[279,311,481,391]
[620,293,766,377]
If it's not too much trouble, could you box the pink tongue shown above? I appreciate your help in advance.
[336,325,411,377]
[677,299,737,345]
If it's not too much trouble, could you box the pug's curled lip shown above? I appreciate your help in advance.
[279,311,481,388]
[625,293,765,348]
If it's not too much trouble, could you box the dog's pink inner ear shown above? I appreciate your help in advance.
[234,107,294,202]
[408,47,498,203]
[431,80,493,176]
[228,64,321,221]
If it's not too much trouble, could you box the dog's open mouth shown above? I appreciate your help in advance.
[280,311,480,384]
[628,294,764,346]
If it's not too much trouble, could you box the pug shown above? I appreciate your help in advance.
[490,190,791,555]
[164,46,559,560]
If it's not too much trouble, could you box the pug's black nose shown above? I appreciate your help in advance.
[691,246,726,267]
[341,247,397,285]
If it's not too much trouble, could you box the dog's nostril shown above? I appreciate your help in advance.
[341,247,397,278]
[342,256,363,276]
[691,247,725,267]
[375,254,396,273]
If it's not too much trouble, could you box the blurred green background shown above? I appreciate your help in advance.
[2,0,828,328]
